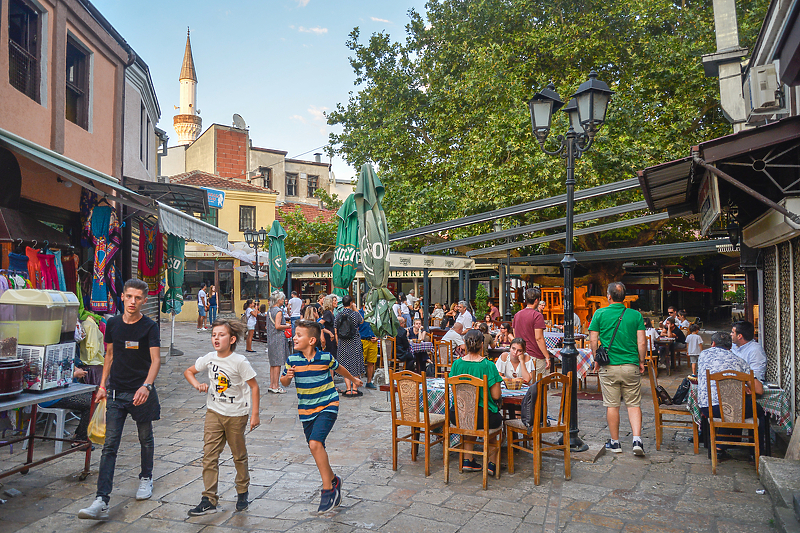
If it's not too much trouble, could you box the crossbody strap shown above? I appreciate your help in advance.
[607,308,627,350]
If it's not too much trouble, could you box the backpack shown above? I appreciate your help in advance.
[520,381,540,428]
[672,377,691,405]
[655,385,673,405]
[335,310,357,339]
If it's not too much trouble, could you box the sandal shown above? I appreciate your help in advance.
[343,390,362,397]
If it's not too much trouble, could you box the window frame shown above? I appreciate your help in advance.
[307,174,319,198]
[201,207,218,227]
[239,205,256,232]
[285,172,298,196]
[8,0,41,102]
[65,35,90,129]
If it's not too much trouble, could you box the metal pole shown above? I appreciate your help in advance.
[505,248,513,321]
[423,268,430,328]
[255,242,260,303]
[561,129,587,452]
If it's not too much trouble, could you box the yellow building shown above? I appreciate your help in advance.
[167,170,276,322]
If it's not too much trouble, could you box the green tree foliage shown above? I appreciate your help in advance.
[328,0,768,263]
[474,283,490,319]
[281,190,343,257]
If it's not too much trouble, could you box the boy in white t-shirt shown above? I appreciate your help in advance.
[685,324,703,375]
[184,319,260,516]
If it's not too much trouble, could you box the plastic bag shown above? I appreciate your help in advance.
[88,399,106,444]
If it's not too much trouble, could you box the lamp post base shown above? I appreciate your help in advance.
[558,432,589,452]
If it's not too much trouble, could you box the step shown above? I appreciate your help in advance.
[759,456,800,533]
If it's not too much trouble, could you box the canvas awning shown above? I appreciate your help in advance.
[158,202,228,248]
[0,208,71,247]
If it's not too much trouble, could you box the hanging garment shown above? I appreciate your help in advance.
[12,275,26,289]
[52,249,67,291]
[25,247,41,288]
[7,252,28,277]
[137,222,164,295]
[80,317,105,366]
[38,253,57,290]
[62,253,78,293]
[80,188,99,248]
[84,206,121,313]
[0,275,8,297]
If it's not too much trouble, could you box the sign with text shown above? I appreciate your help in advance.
[200,187,225,209]
[698,173,721,237]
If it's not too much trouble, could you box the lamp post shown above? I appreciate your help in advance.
[528,71,613,452]
[244,227,268,302]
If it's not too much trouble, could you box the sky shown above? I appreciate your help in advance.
[93,0,428,181]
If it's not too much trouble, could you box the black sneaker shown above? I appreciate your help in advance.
[236,491,249,511]
[188,497,217,516]
[462,459,480,472]
[487,462,496,476]
[632,440,645,457]
[318,488,337,514]
[331,475,342,509]
[605,439,622,454]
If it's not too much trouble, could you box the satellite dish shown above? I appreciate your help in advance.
[232,114,247,130]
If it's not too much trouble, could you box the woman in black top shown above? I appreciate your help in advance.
[320,294,337,358]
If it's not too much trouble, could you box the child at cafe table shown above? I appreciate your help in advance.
[495,337,534,384]
[448,329,503,476]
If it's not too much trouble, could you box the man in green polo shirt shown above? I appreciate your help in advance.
[589,282,647,457]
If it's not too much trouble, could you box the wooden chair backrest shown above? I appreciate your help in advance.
[706,369,757,424]
[536,371,572,432]
[431,317,442,328]
[645,356,660,411]
[435,339,453,365]
[445,373,489,434]
[389,369,428,425]
[383,336,397,366]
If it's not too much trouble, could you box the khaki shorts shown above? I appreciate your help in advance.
[599,364,642,408]
[362,339,378,364]
[532,357,549,380]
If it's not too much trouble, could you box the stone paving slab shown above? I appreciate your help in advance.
[0,321,776,532]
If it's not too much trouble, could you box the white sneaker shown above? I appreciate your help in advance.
[78,497,109,520]
[136,477,153,500]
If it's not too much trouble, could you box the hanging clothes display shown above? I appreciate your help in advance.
[83,205,121,313]
[37,252,57,290]
[25,246,41,288]
[62,252,78,293]
[8,252,28,276]
[52,249,67,291]
[80,188,99,249]
[137,222,164,296]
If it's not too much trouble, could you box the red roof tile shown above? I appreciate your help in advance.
[170,170,275,193]
[276,202,336,224]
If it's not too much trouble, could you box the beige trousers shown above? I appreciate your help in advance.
[202,410,250,505]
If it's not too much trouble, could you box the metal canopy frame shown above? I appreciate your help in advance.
[389,177,640,242]
[511,239,732,265]
[422,200,648,253]
[124,176,209,216]
[467,212,670,256]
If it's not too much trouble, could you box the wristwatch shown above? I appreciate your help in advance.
[143,383,154,392]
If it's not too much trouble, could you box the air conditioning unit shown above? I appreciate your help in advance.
[17,342,75,391]
[745,64,782,117]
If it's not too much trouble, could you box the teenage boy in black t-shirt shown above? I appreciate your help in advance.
[79,279,161,520]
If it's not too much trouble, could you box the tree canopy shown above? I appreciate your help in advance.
[327,0,768,263]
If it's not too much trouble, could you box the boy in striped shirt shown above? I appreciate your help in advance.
[281,320,362,514]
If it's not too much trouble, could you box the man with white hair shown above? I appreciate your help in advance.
[455,300,473,330]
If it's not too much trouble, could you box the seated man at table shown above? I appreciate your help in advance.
[495,337,534,384]
[408,318,430,343]
[697,331,765,458]
[731,321,767,382]
[395,317,415,370]
[442,322,467,358]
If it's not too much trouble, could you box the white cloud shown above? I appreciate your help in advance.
[308,105,328,135]
[298,26,327,35]
[295,0,310,7]
[370,16,391,23]
[290,115,307,124]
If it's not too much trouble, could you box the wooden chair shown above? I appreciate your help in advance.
[430,317,442,328]
[646,357,698,454]
[506,372,572,485]
[389,370,446,477]
[706,369,760,474]
[383,336,399,370]
[255,314,268,341]
[433,339,453,377]
[443,373,503,489]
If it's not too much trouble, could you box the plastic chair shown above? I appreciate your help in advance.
[646,357,698,453]
[506,371,572,485]
[706,368,760,474]
[25,407,71,454]
[443,373,503,490]
[389,370,445,477]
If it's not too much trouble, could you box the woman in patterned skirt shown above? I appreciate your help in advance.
[335,295,365,397]
[266,291,291,393]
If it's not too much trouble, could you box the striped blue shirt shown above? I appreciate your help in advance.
[283,349,339,421]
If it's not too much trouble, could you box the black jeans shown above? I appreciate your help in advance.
[97,389,160,502]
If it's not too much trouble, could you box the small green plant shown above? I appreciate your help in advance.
[474,284,489,320]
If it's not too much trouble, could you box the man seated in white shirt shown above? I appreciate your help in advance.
[441,322,466,349]
[455,300,473,330]
[495,338,535,384]
[731,321,767,382]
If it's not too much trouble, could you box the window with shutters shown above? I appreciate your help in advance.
[65,37,89,129]
[8,0,40,102]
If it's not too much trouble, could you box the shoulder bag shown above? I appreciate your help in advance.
[594,308,626,366]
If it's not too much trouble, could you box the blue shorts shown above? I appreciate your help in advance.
[198,304,206,317]
[302,410,337,448]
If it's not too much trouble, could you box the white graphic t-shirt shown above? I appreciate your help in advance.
[194,352,257,417]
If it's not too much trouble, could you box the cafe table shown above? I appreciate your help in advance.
[653,337,677,374]
[549,348,594,379]
[544,332,587,350]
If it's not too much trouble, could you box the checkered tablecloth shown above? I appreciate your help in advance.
[410,341,434,354]
[551,348,594,379]
[544,332,586,350]
[421,378,529,413]
[687,384,794,434]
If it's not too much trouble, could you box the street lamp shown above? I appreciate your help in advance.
[244,227,268,302]
[528,70,613,452]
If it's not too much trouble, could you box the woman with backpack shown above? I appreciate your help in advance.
[335,295,364,397]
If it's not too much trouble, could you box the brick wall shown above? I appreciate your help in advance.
[215,128,247,179]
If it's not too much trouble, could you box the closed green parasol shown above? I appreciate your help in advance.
[355,163,398,342]
[267,220,287,293]
[332,193,359,299]
[163,234,185,314]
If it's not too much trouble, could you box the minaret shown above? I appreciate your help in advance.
[173,28,202,145]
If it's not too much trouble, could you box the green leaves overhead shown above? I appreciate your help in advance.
[328,0,768,255]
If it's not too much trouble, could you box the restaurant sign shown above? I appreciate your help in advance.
[698,173,721,237]
[509,266,560,276]
[200,187,226,209]
[299,269,461,279]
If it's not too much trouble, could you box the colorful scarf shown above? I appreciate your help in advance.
[84,206,121,313]
[138,222,164,295]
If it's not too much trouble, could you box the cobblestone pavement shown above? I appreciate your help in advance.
[0,322,775,532]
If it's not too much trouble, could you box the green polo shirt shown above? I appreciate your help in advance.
[588,303,644,366]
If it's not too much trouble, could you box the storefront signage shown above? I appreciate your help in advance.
[296,269,462,280]
[509,266,560,275]
[698,173,721,237]
[389,253,474,270]
[201,187,226,209]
